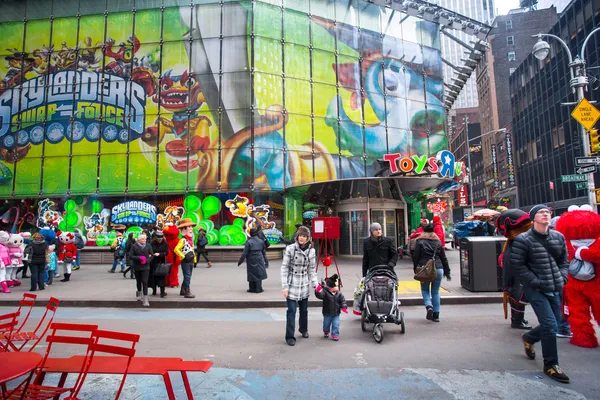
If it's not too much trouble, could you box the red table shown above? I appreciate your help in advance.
[0,352,42,399]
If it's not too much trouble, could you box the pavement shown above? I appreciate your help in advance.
[2,304,598,399]
[0,248,503,308]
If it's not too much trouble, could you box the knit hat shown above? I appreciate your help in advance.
[154,230,164,238]
[370,222,382,232]
[325,274,339,289]
[296,225,311,240]
[529,204,549,221]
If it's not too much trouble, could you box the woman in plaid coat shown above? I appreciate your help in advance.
[281,226,318,346]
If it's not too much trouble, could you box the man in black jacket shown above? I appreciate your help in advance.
[510,204,570,384]
[362,222,398,277]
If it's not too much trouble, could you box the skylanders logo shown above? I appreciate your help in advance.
[0,71,146,149]
[111,201,157,225]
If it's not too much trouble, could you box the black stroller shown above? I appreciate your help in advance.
[360,265,406,343]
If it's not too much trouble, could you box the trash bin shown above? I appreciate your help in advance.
[459,236,506,292]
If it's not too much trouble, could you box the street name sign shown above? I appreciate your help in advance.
[575,156,600,166]
[561,174,587,183]
[576,165,597,175]
[571,98,600,131]
[576,182,587,190]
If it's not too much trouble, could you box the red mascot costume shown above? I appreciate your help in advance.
[163,225,181,288]
[555,204,600,348]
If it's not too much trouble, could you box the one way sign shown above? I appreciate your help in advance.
[576,165,597,174]
[575,156,600,166]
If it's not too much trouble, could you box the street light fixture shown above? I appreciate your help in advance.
[531,28,600,208]
[532,37,551,60]
[464,117,507,215]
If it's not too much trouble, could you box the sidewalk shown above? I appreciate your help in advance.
[0,249,502,308]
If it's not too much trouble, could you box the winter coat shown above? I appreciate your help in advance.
[30,238,49,265]
[73,232,85,249]
[125,237,135,265]
[151,240,169,265]
[409,227,424,240]
[238,236,268,282]
[129,242,154,272]
[362,236,398,277]
[510,227,569,293]
[315,287,347,316]
[281,242,318,301]
[433,220,445,243]
[502,243,526,302]
[0,243,10,268]
[256,228,271,249]
[47,252,57,271]
[412,232,450,277]
[196,233,208,254]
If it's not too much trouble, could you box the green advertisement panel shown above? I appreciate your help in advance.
[0,1,447,198]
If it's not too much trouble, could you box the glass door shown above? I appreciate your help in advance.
[338,212,351,255]
[351,211,368,255]
[370,209,397,247]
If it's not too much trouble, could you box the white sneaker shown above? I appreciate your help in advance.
[557,331,573,338]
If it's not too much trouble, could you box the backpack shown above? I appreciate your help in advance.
[74,234,85,249]
[115,238,126,258]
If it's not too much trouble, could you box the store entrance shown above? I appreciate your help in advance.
[338,206,403,256]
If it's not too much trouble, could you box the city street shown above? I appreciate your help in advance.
[3,304,598,399]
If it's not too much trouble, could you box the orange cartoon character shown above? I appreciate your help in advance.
[142,68,211,173]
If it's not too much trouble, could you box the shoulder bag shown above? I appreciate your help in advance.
[154,262,172,277]
[414,242,439,283]
[568,258,596,281]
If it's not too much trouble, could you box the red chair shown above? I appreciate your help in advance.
[80,329,141,400]
[1,297,59,352]
[0,312,19,352]
[0,293,37,336]
[6,322,98,400]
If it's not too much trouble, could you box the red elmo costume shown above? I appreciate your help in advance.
[432,216,445,243]
[555,206,600,348]
[163,225,181,288]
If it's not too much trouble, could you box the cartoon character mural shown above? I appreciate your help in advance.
[156,206,185,229]
[0,2,447,198]
[36,199,63,230]
[83,213,107,240]
[225,195,280,238]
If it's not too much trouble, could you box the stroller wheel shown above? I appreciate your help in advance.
[400,312,406,334]
[361,308,368,332]
[373,324,384,343]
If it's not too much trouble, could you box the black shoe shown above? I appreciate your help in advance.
[160,292,167,298]
[522,334,535,360]
[301,332,309,339]
[544,364,570,383]
[511,320,532,330]
[432,312,440,322]
[426,306,433,321]
[286,339,296,346]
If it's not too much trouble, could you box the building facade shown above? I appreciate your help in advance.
[476,7,558,206]
[433,0,495,109]
[510,0,600,213]
[0,0,464,253]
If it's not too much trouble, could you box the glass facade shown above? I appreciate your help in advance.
[509,0,600,212]
[0,0,447,199]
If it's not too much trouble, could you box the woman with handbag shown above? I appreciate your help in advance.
[129,234,154,307]
[412,224,450,322]
[150,230,169,298]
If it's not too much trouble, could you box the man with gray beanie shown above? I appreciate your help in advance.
[362,222,398,277]
[510,204,570,383]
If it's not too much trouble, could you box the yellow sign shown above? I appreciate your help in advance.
[572,98,600,131]
[596,189,600,204]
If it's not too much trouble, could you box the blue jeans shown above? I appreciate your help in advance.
[286,298,308,341]
[523,286,562,366]
[420,268,444,312]
[181,262,193,289]
[73,252,81,267]
[110,258,125,271]
[323,315,340,337]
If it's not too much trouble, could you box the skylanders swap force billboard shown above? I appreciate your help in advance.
[0,1,447,198]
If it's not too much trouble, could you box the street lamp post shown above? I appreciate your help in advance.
[532,28,600,208]
[464,116,507,215]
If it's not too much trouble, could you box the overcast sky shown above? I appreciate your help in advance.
[495,0,522,16]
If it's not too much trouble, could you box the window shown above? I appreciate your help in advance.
[508,51,516,61]
[505,20,512,30]
[509,67,516,75]
[507,36,514,45]
[558,125,565,146]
